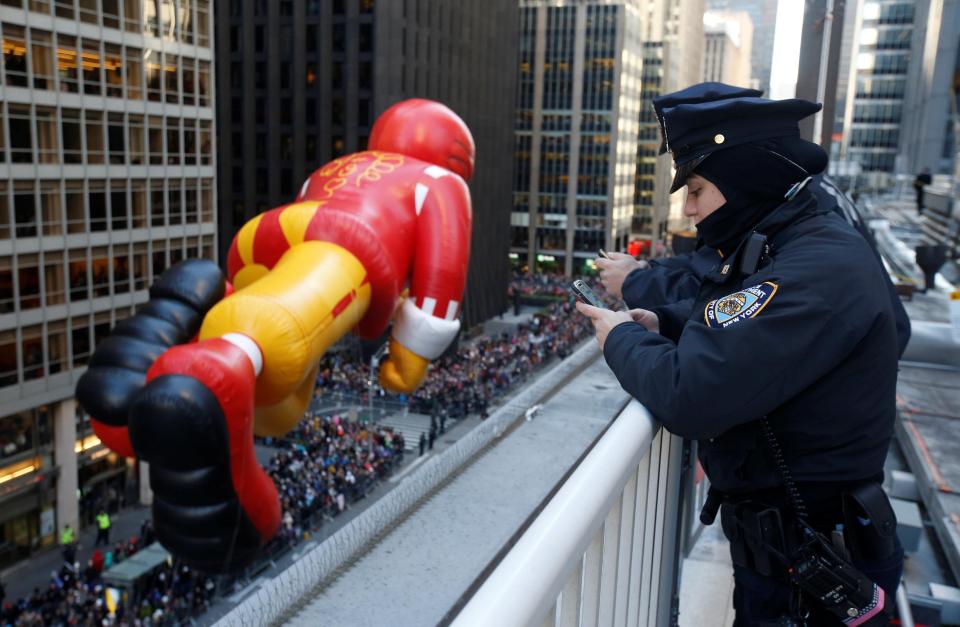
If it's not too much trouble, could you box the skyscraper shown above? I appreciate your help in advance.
[702,10,753,86]
[0,0,215,568]
[511,0,644,275]
[706,0,776,93]
[633,0,704,245]
[835,0,958,188]
[215,0,517,328]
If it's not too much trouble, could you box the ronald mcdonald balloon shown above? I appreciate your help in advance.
[75,99,474,572]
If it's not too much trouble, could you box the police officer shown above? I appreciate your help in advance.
[577,94,903,625]
[598,82,910,355]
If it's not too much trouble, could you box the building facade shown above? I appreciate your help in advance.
[0,0,215,569]
[632,0,704,246]
[706,0,776,93]
[511,0,644,275]
[215,0,517,328]
[702,10,752,86]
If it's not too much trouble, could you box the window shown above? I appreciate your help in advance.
[255,62,266,89]
[47,320,66,374]
[65,181,84,234]
[146,54,162,101]
[198,121,212,165]
[43,251,64,306]
[184,180,198,223]
[281,62,291,90]
[30,29,54,90]
[255,25,265,53]
[196,0,210,47]
[102,0,120,29]
[71,317,91,367]
[0,257,12,314]
[198,61,210,106]
[306,99,317,125]
[182,59,195,105]
[78,0,97,24]
[150,180,164,226]
[133,242,148,290]
[130,180,147,228]
[13,182,36,238]
[128,114,144,164]
[84,111,105,164]
[61,108,82,164]
[104,43,123,97]
[3,25,28,87]
[81,39,102,95]
[57,34,79,93]
[164,54,179,104]
[0,330,14,387]
[200,180,213,222]
[91,246,110,297]
[183,120,196,165]
[166,117,180,164]
[180,0,195,44]
[40,181,62,236]
[0,184,9,238]
[69,249,89,302]
[255,133,265,160]
[54,0,75,19]
[306,25,318,53]
[35,107,58,164]
[108,113,125,165]
[112,244,130,293]
[88,181,107,232]
[18,254,40,310]
[148,116,163,164]
[124,0,142,32]
[8,104,32,163]
[110,182,127,230]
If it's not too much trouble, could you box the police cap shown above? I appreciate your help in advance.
[663,96,822,193]
[652,82,763,155]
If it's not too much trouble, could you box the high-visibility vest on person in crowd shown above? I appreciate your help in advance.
[60,526,75,545]
[96,512,110,530]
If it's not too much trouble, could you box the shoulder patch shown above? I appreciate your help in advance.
[704,282,779,329]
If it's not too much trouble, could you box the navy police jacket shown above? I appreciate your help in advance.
[604,189,899,494]
[621,175,911,356]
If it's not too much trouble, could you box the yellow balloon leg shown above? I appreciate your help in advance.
[199,241,371,436]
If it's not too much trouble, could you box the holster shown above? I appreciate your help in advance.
[720,501,792,579]
[842,483,897,561]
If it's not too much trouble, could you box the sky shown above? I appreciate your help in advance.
[769,0,805,99]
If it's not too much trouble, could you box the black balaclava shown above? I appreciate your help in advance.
[693,136,828,255]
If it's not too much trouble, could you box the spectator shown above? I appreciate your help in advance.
[914,168,932,215]
[59,524,76,565]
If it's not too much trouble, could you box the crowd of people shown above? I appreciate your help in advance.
[2,529,215,626]
[316,272,608,420]
[263,413,405,551]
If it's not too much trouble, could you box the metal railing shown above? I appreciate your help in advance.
[452,400,685,627]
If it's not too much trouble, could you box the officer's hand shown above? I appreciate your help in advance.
[575,302,634,350]
[628,308,660,334]
[596,253,649,299]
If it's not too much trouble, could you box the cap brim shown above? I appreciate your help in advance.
[670,154,709,193]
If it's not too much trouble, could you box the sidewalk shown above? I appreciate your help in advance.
[1,505,151,604]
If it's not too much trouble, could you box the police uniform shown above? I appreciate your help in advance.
[621,82,911,357]
[600,92,903,624]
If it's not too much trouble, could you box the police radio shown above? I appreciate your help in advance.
[758,418,892,626]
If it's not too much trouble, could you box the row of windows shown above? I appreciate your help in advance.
[0,177,214,241]
[0,404,52,464]
[848,149,897,172]
[849,126,900,148]
[0,236,215,387]
[517,6,536,111]
[855,76,906,99]
[1,24,212,105]
[229,20,373,58]
[514,135,531,191]
[228,57,372,95]
[0,0,210,46]
[538,135,570,195]
[541,5,576,111]
[1,104,212,167]
[852,101,902,123]
[0,236,214,318]
[228,0,373,19]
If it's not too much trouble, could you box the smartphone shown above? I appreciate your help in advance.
[571,279,607,309]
